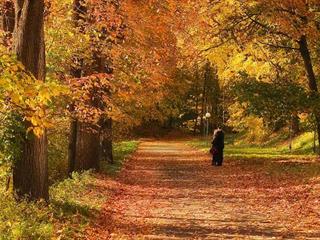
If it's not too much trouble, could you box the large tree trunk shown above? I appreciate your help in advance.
[12,0,48,201]
[71,123,100,171]
[298,35,320,151]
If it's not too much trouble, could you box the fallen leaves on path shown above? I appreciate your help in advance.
[86,140,320,239]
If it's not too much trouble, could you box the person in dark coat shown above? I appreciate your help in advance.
[210,128,225,166]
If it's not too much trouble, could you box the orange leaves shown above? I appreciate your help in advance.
[254,0,320,41]
[104,0,183,124]
[88,0,125,44]
[67,73,121,123]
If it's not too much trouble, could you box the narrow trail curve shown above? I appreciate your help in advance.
[87,140,320,240]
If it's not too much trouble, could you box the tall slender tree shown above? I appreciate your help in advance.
[68,0,100,174]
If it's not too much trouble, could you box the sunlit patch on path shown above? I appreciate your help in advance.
[88,140,320,239]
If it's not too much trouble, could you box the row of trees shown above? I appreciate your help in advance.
[0,0,188,201]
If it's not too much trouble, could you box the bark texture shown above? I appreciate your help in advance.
[72,123,100,171]
[12,0,48,201]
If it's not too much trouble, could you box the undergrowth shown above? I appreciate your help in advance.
[0,140,139,239]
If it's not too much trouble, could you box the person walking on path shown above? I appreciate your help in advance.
[210,128,225,166]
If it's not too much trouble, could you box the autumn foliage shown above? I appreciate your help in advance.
[1,0,320,238]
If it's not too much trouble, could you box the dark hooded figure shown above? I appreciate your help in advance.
[210,129,225,166]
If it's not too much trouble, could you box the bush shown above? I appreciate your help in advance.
[47,120,69,184]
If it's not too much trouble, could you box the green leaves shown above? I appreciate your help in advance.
[230,77,319,127]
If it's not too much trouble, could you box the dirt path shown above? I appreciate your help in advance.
[88,140,320,239]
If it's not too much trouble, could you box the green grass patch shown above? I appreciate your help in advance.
[101,141,139,176]
[189,133,319,160]
[0,140,139,239]
[189,134,320,180]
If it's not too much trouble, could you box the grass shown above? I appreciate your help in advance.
[101,141,139,176]
[189,132,319,160]
[189,133,320,181]
[0,140,139,240]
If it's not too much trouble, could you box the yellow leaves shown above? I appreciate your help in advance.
[33,127,44,137]
[29,115,41,127]
[10,92,23,105]
[217,42,279,82]
[38,88,52,103]
[0,52,68,136]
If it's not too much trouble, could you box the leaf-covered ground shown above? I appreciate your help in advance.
[87,140,320,239]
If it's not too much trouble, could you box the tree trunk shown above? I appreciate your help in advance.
[100,118,113,164]
[68,0,101,173]
[68,119,78,175]
[71,123,100,171]
[291,114,300,136]
[68,122,101,173]
[1,0,14,46]
[298,35,320,151]
[12,0,48,201]
[67,57,82,174]
[193,95,199,135]
[298,36,318,91]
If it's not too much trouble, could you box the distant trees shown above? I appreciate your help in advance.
[187,0,320,143]
[231,79,312,132]
[167,61,223,134]
[202,61,222,131]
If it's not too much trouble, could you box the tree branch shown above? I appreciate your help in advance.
[257,40,299,51]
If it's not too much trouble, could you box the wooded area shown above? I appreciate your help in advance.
[0,0,320,239]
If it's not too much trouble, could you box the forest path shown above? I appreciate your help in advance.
[87,140,320,239]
